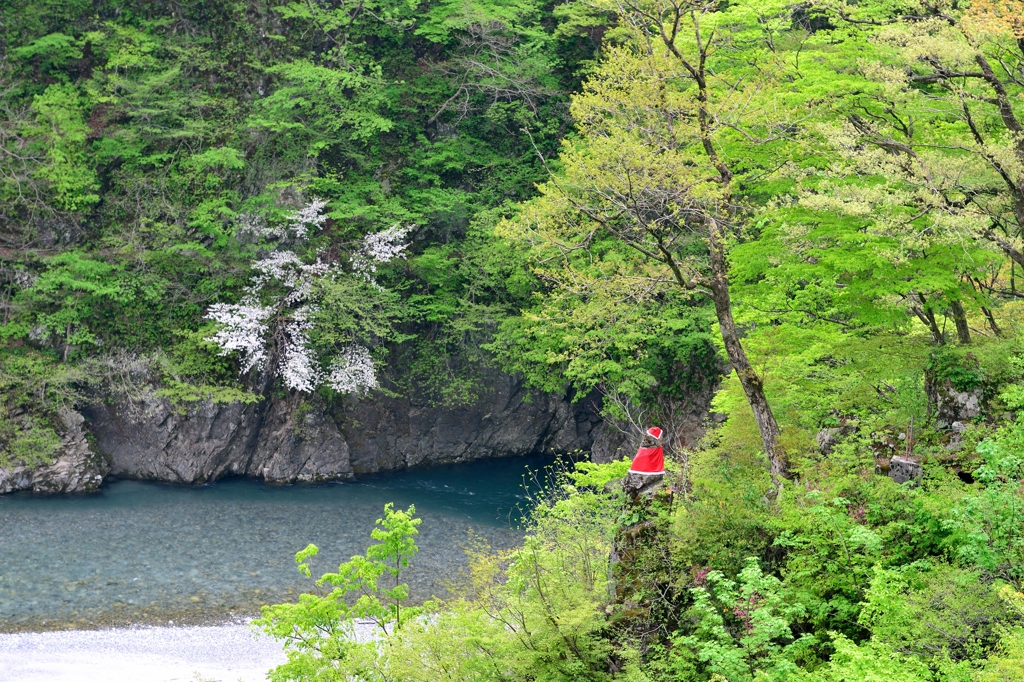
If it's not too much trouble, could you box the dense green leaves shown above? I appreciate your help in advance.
[0,0,606,456]
[254,503,423,681]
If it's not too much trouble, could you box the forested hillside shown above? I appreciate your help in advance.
[4,0,1024,678]
[0,0,612,463]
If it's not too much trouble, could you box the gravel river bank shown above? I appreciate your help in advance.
[0,623,287,681]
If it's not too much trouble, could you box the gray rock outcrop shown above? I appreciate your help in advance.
[81,373,607,485]
[82,393,352,484]
[925,354,984,429]
[928,378,983,428]
[590,425,632,464]
[0,411,108,494]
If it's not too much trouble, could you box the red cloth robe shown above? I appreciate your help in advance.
[629,445,664,475]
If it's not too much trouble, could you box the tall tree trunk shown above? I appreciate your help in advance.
[912,293,945,345]
[968,277,1003,336]
[982,306,1002,337]
[948,299,972,345]
[707,219,786,487]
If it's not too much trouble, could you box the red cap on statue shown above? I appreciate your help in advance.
[629,426,665,475]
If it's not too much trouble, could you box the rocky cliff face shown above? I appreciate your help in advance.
[78,373,609,485]
[2,368,716,494]
[81,394,352,484]
[0,411,108,494]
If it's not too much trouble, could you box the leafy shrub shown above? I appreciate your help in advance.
[860,563,1014,662]
[254,503,422,681]
[943,421,1024,578]
[651,558,818,682]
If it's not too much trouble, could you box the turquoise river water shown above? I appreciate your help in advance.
[0,455,554,632]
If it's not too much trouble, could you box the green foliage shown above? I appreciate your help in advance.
[943,420,1024,578]
[572,458,632,488]
[860,563,1013,662]
[0,348,87,468]
[653,558,817,681]
[795,634,935,682]
[928,350,987,393]
[976,626,1024,682]
[254,503,422,681]
[152,329,261,407]
[258,462,624,681]
[3,417,61,469]
[25,83,99,211]
[14,252,136,357]
[775,494,884,634]
[974,585,1024,681]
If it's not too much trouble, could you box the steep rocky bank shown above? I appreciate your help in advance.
[84,373,622,484]
[0,411,108,495]
[1,373,640,494]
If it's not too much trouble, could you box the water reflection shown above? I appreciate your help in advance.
[0,454,555,631]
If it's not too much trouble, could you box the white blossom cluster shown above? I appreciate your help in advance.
[280,306,321,393]
[208,254,328,392]
[325,345,377,393]
[236,198,329,241]
[287,198,330,239]
[204,303,273,373]
[250,249,304,282]
[352,224,412,278]
[236,212,275,239]
[248,250,331,304]
[204,200,408,394]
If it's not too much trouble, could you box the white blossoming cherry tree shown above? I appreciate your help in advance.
[205,199,411,394]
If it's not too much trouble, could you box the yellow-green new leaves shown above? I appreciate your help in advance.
[26,84,98,212]
[803,0,1024,271]
[725,0,1023,365]
[294,542,321,579]
[499,0,808,481]
[255,504,423,681]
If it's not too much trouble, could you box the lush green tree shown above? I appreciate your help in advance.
[727,0,1024,352]
[254,503,422,681]
[811,0,1024,276]
[497,0,821,485]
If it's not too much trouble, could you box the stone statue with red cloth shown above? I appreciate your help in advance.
[612,426,670,604]
[628,426,665,475]
[622,426,666,498]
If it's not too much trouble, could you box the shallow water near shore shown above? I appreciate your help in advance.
[0,455,555,632]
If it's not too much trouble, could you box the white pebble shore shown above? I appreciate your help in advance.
[0,623,287,682]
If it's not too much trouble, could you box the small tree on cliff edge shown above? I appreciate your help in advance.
[500,0,803,487]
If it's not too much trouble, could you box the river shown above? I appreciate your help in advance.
[0,455,555,632]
